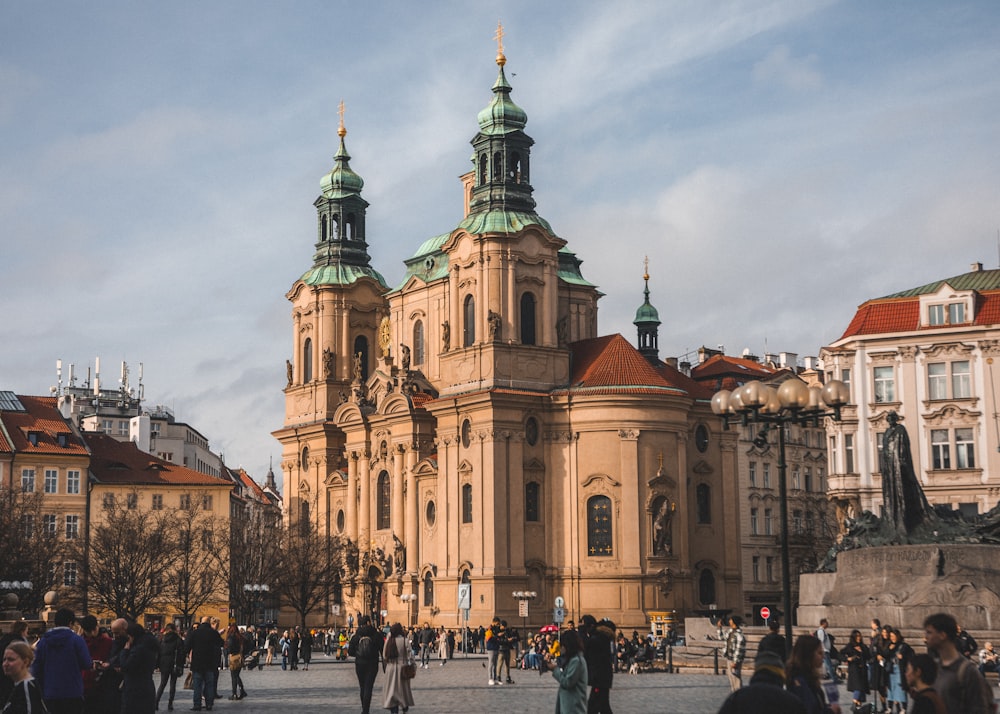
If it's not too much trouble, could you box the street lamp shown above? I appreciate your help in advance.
[711,377,848,657]
[512,591,537,637]
[243,584,270,625]
[400,593,417,627]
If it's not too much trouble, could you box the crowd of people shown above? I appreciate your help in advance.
[717,611,997,714]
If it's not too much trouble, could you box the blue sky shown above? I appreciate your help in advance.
[3,1,999,489]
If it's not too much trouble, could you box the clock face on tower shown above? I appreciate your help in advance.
[695,424,710,453]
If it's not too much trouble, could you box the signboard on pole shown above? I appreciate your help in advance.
[760,606,771,621]
[518,600,528,618]
[553,607,566,624]
[458,583,472,610]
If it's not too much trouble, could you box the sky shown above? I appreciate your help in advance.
[3,1,999,491]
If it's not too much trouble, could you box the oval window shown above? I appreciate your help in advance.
[695,424,710,453]
[426,500,436,527]
[336,509,345,533]
[525,417,539,446]
[461,419,471,449]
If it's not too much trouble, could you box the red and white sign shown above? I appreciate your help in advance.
[760,606,771,620]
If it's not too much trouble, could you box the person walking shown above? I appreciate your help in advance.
[381,623,414,714]
[119,622,158,714]
[580,615,615,714]
[786,634,840,714]
[31,607,92,714]
[155,623,184,711]
[717,649,807,714]
[349,615,384,714]
[0,621,29,705]
[485,617,501,686]
[79,616,113,714]
[840,629,870,713]
[905,654,948,714]
[300,629,313,671]
[923,612,992,714]
[225,625,246,701]
[2,642,45,714]
[545,629,588,714]
[184,616,224,712]
[723,616,747,692]
[418,624,434,670]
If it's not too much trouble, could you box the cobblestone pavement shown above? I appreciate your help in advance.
[171,655,739,713]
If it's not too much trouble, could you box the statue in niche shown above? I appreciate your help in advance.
[881,411,935,536]
[285,359,293,388]
[441,321,450,352]
[488,311,502,341]
[392,534,405,575]
[345,539,360,578]
[323,348,335,379]
[353,352,363,382]
[400,344,411,371]
[653,499,676,556]
[556,315,569,346]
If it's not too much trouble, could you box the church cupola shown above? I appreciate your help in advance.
[467,23,536,216]
[634,258,661,364]
[310,102,375,273]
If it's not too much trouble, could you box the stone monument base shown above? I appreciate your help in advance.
[798,544,1000,632]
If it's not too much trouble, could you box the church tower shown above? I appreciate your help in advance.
[634,258,661,364]
[274,106,389,528]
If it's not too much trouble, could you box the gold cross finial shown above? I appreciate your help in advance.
[495,20,506,66]
[644,256,650,281]
[337,100,346,138]
[657,451,664,469]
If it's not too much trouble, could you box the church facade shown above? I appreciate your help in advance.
[273,48,743,630]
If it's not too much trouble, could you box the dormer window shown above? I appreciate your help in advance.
[929,302,965,325]
[27,431,39,446]
[921,284,973,328]
[56,433,69,448]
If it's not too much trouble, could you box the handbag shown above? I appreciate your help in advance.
[229,654,243,671]
[183,672,194,690]
[174,663,184,677]
[401,662,416,680]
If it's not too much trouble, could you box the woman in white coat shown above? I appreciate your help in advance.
[382,623,414,714]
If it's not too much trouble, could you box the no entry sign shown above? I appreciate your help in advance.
[760,606,771,620]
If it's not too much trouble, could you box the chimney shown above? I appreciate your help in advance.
[971,262,983,272]
[664,356,678,369]
[779,352,798,369]
[802,356,817,370]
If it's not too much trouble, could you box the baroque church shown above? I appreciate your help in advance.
[273,42,742,630]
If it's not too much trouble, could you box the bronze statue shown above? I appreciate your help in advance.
[881,411,935,536]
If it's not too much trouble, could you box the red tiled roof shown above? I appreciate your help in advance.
[86,433,226,486]
[567,334,702,396]
[690,354,778,381]
[0,395,88,455]
[234,468,267,501]
[838,291,1000,339]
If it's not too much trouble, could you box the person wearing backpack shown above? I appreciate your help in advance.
[349,616,385,714]
[923,612,993,714]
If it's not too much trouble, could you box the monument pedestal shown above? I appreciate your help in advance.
[799,544,1000,631]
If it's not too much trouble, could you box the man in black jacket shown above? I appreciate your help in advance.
[581,615,615,714]
[184,617,224,711]
[348,616,385,714]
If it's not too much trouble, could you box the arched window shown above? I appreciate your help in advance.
[332,215,340,239]
[696,484,711,524]
[492,151,503,181]
[345,213,355,240]
[520,293,536,345]
[509,152,522,183]
[587,495,613,556]
[413,320,425,365]
[525,482,540,522]
[299,499,310,536]
[463,295,476,347]
[423,572,434,606]
[302,337,313,383]
[353,335,369,381]
[699,568,716,605]
[461,483,473,524]
[321,215,328,241]
[377,470,390,530]
[479,153,488,185]
[301,446,310,471]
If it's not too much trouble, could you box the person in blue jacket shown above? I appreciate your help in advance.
[31,607,93,714]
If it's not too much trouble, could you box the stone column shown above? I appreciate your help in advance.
[359,452,371,546]
[405,446,419,573]
[618,429,642,574]
[347,451,358,542]
[392,445,405,539]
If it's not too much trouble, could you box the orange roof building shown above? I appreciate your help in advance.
[822,262,1000,519]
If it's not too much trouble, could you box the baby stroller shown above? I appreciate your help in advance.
[243,648,261,671]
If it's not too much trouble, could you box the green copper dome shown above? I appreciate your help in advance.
[634,300,660,324]
[477,66,527,136]
[320,137,364,198]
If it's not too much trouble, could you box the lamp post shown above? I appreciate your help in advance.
[512,590,537,638]
[400,593,417,628]
[243,584,270,625]
[711,377,848,657]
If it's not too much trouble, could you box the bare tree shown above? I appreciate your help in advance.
[0,488,67,614]
[165,507,226,629]
[272,518,343,628]
[214,503,281,624]
[75,491,177,620]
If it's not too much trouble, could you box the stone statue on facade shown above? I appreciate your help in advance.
[392,533,405,576]
[400,344,410,371]
[353,352,363,383]
[345,539,360,579]
[323,347,335,379]
[487,311,502,341]
[441,321,450,352]
[286,359,293,388]
[653,500,675,556]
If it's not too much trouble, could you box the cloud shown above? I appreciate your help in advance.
[752,45,823,90]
